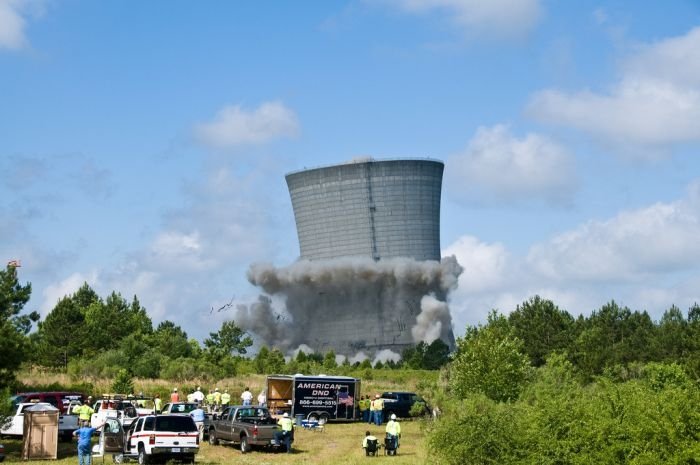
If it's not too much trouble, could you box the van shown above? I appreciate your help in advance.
[11,392,86,415]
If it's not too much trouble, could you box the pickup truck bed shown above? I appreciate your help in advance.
[207,406,289,453]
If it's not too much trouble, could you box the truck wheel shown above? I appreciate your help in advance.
[208,430,218,446]
[138,445,148,465]
[240,435,251,454]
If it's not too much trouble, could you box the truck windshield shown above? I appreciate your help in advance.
[155,416,197,432]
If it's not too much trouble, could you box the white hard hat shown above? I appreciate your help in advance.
[283,412,289,417]
[391,414,396,420]
[174,388,178,392]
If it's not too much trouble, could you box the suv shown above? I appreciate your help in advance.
[381,392,430,418]
[103,414,199,464]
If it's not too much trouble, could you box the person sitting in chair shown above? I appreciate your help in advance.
[363,431,379,456]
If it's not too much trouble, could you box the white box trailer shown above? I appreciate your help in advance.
[266,374,360,423]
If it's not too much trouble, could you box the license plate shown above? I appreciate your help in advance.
[172,448,181,453]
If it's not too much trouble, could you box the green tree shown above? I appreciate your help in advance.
[449,311,531,402]
[36,297,86,368]
[323,350,338,370]
[0,264,37,388]
[508,295,575,367]
[112,368,134,394]
[204,320,253,362]
[153,321,191,358]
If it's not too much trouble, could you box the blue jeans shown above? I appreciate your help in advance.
[373,410,383,425]
[362,410,369,422]
[78,446,92,465]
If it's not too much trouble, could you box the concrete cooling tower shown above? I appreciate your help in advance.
[254,158,460,357]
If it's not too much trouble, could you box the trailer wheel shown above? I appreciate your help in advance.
[318,413,329,425]
[307,413,319,423]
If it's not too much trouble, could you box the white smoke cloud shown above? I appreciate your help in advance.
[373,349,401,365]
[412,294,451,343]
[349,351,370,364]
[241,256,463,356]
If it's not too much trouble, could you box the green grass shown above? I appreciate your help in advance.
[2,420,428,464]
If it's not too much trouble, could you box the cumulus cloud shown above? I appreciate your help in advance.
[527,180,700,281]
[446,125,577,206]
[445,180,700,333]
[0,0,29,50]
[528,26,700,151]
[195,101,300,148]
[40,271,99,316]
[371,0,542,38]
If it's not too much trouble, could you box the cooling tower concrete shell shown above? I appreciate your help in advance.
[285,159,443,262]
[277,159,457,355]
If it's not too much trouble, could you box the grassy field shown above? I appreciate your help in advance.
[1,419,428,464]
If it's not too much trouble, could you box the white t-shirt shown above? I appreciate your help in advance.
[241,390,253,402]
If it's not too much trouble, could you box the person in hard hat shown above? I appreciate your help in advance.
[257,389,266,407]
[187,389,195,403]
[368,395,376,424]
[170,388,179,403]
[154,394,162,413]
[372,394,384,426]
[359,395,369,423]
[221,389,231,407]
[206,390,214,407]
[193,386,204,405]
[385,413,401,449]
[241,387,253,406]
[213,388,222,411]
[274,412,294,453]
[73,397,95,427]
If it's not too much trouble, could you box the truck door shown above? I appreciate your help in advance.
[99,418,124,454]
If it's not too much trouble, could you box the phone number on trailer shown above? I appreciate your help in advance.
[299,399,336,406]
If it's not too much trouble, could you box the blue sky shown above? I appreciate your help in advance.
[3,0,700,344]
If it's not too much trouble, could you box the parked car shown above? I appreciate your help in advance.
[381,391,430,418]
[91,398,139,428]
[98,414,199,464]
[0,443,5,462]
[11,392,86,415]
[160,402,198,415]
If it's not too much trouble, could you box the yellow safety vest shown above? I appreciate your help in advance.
[278,417,294,432]
[386,420,401,436]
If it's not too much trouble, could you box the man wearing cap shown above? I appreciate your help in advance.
[213,388,222,411]
[372,394,384,426]
[170,388,179,403]
[73,397,94,427]
[385,413,401,449]
[274,412,294,453]
[221,389,231,407]
[193,386,204,405]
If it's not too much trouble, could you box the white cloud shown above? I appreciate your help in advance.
[528,26,700,150]
[373,0,542,38]
[446,125,577,205]
[195,101,300,148]
[0,0,28,50]
[527,180,700,281]
[445,180,700,333]
[41,271,99,316]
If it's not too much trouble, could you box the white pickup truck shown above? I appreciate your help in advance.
[0,402,79,441]
[95,415,199,464]
[90,399,140,429]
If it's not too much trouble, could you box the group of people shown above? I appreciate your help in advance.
[166,386,267,411]
[358,393,386,425]
[362,413,402,456]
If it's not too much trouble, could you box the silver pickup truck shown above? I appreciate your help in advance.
[207,406,290,453]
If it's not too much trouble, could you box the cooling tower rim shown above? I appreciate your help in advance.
[285,157,444,177]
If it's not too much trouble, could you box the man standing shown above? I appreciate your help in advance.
[73,421,104,465]
[154,394,162,413]
[368,395,375,424]
[241,387,253,406]
[193,386,204,405]
[189,405,206,441]
[385,413,401,449]
[221,389,231,407]
[274,412,294,453]
[73,398,94,427]
[359,396,369,423]
[170,388,179,403]
[213,388,222,411]
[257,390,267,407]
[373,394,384,426]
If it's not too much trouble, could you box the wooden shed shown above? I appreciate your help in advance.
[22,402,59,460]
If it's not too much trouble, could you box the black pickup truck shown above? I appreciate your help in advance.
[381,391,430,418]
